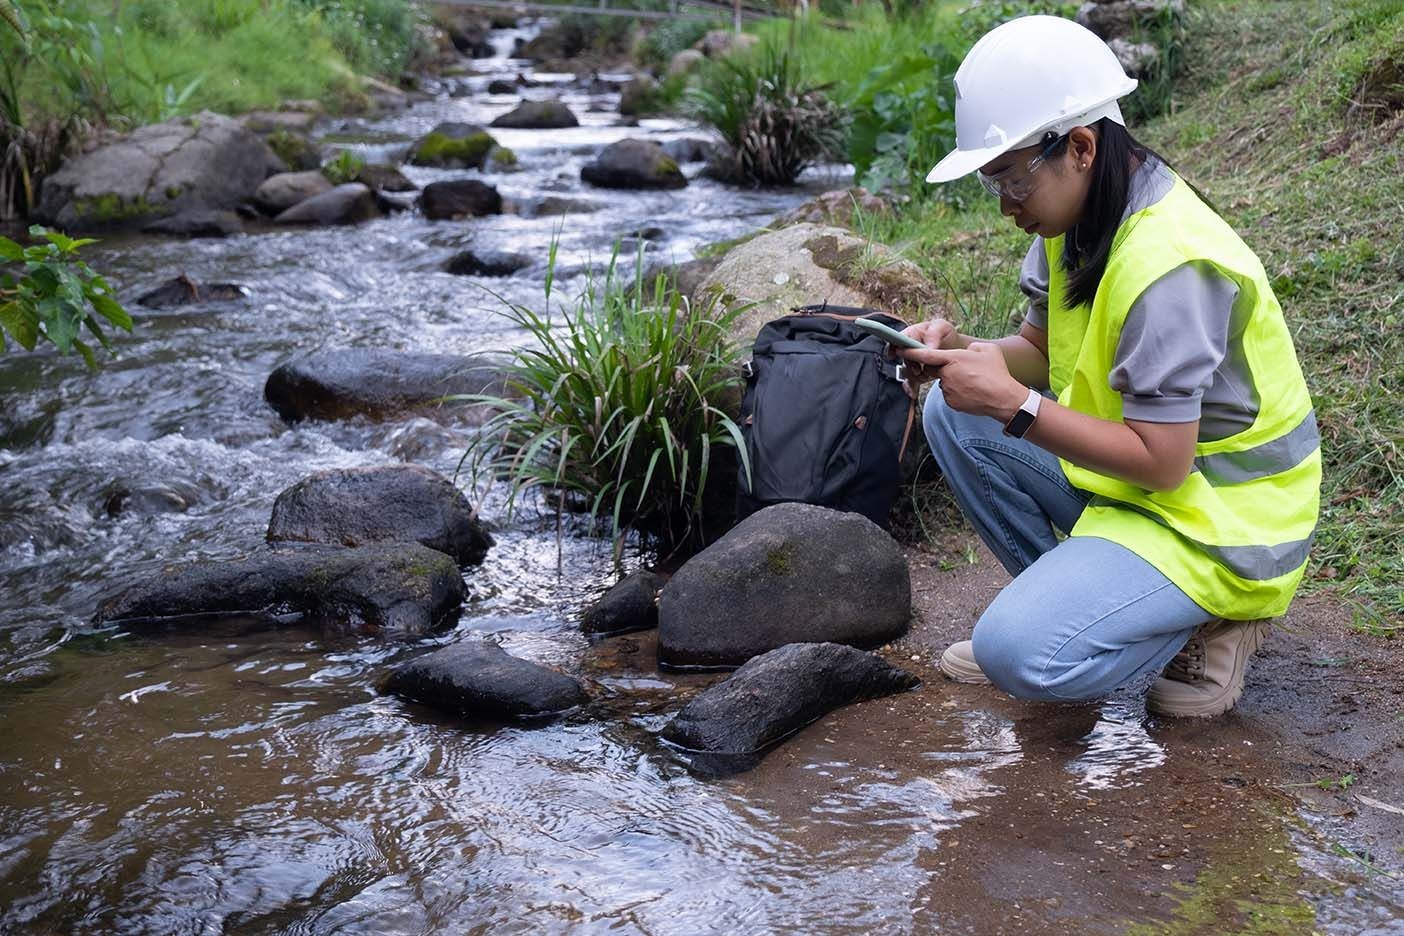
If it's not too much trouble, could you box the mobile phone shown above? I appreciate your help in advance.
[853,317,926,350]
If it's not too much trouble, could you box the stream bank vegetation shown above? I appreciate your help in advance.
[460,250,750,562]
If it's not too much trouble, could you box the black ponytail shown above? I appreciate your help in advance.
[1059,119,1212,309]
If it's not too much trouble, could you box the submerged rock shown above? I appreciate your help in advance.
[136,274,248,309]
[444,249,530,277]
[490,100,579,129]
[421,179,503,220]
[264,349,505,422]
[253,170,333,215]
[658,503,911,669]
[581,571,666,636]
[102,481,201,517]
[581,139,686,191]
[380,640,587,719]
[408,122,499,169]
[355,164,417,193]
[268,464,493,565]
[662,642,919,771]
[92,543,465,637]
[274,183,379,225]
[34,111,282,232]
[526,195,603,217]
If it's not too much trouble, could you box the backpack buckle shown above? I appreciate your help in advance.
[894,362,907,383]
[741,359,755,379]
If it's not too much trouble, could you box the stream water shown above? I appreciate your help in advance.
[1,23,1400,936]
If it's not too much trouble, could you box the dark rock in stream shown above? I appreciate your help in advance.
[34,111,282,232]
[355,164,417,193]
[254,170,333,215]
[421,179,503,220]
[380,640,587,720]
[581,571,666,636]
[658,503,911,669]
[102,481,201,517]
[274,183,380,225]
[136,274,249,309]
[264,349,505,422]
[490,100,579,129]
[581,139,686,191]
[661,642,920,775]
[526,195,603,217]
[444,249,530,277]
[92,543,465,637]
[142,210,244,238]
[268,464,493,565]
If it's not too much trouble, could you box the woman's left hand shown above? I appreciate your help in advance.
[900,342,1028,422]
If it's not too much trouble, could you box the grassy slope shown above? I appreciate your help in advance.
[874,0,1403,626]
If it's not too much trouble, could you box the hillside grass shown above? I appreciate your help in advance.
[867,0,1403,627]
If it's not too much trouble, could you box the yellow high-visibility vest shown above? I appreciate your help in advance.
[1045,174,1321,619]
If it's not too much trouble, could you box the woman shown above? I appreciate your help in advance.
[899,15,1321,717]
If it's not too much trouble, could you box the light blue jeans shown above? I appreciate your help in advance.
[922,382,1212,702]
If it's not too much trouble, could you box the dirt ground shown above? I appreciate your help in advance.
[872,531,1404,930]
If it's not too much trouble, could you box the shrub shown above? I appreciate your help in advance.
[320,149,364,184]
[0,225,133,366]
[460,252,750,558]
[689,49,845,186]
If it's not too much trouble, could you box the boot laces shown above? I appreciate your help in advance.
[1165,629,1208,682]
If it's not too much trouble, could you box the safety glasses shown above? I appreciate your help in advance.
[977,133,1067,202]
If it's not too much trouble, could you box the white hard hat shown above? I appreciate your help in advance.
[925,15,1138,184]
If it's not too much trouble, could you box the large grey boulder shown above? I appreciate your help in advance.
[581,139,686,190]
[274,183,379,225]
[380,640,587,719]
[92,543,465,637]
[254,170,333,215]
[658,503,911,669]
[420,179,503,220]
[264,349,506,422]
[268,464,493,565]
[662,642,919,773]
[698,223,942,349]
[490,100,579,129]
[35,111,282,232]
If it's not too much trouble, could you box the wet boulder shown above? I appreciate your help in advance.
[581,571,666,636]
[102,481,201,517]
[253,170,333,215]
[581,139,686,191]
[141,210,244,238]
[408,122,499,169]
[268,464,493,566]
[487,79,520,95]
[136,274,248,309]
[527,195,602,217]
[263,129,322,172]
[658,503,911,669]
[34,111,282,232]
[380,640,587,720]
[274,182,379,225]
[421,179,503,220]
[355,164,417,193]
[490,100,579,129]
[92,543,465,637]
[618,77,658,117]
[264,349,506,422]
[444,249,530,277]
[662,642,919,770]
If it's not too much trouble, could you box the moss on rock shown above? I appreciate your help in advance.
[411,131,495,169]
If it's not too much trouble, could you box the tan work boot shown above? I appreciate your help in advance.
[1147,618,1269,718]
[939,640,990,684]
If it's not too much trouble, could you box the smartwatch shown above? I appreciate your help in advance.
[1003,387,1042,438]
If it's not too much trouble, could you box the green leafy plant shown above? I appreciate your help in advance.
[0,225,133,366]
[689,48,845,186]
[459,249,750,559]
[320,148,365,184]
[845,43,962,197]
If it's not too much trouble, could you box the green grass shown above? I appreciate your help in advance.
[862,0,1404,623]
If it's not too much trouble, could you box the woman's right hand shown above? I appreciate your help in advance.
[896,318,964,389]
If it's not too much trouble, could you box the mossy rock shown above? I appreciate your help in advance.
[409,123,499,169]
[265,129,322,172]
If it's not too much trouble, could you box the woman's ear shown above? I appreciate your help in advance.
[1068,126,1098,170]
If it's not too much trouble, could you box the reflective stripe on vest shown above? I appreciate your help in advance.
[1044,174,1322,620]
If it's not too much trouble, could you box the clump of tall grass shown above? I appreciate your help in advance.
[459,251,750,559]
[688,48,845,186]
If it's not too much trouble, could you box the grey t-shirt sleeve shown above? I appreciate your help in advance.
[1019,237,1050,330]
[1110,261,1241,423]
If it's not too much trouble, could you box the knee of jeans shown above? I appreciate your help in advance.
[971,610,1056,700]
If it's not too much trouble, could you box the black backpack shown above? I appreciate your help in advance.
[736,304,918,527]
